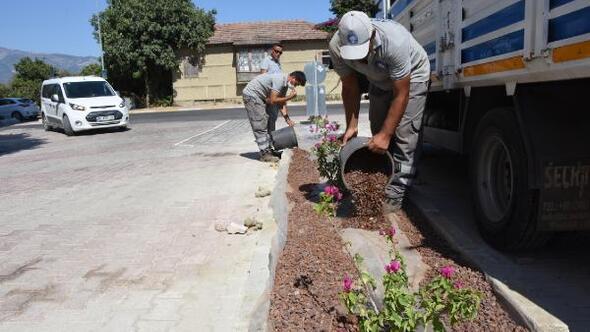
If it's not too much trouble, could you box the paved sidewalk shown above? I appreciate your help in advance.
[0,118,279,331]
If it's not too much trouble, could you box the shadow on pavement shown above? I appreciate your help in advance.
[72,127,131,136]
[413,144,590,330]
[0,132,46,156]
[239,152,260,161]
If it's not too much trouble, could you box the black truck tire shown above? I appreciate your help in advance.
[470,108,549,250]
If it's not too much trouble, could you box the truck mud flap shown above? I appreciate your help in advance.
[540,160,590,230]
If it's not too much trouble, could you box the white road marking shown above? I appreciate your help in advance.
[174,120,231,147]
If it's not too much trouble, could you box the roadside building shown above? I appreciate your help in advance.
[173,20,340,106]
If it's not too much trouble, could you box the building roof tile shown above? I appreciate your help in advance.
[209,20,329,45]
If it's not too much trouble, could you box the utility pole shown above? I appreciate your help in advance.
[96,0,107,79]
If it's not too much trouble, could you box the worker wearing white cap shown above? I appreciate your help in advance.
[329,10,430,212]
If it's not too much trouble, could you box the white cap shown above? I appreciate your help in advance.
[338,11,374,60]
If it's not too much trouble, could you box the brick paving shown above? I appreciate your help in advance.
[0,118,278,331]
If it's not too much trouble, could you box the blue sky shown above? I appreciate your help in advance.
[0,0,332,57]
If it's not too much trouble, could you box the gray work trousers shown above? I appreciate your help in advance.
[368,81,429,205]
[243,94,279,151]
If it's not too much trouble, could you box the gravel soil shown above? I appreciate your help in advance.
[396,204,528,331]
[269,148,527,331]
[269,149,359,331]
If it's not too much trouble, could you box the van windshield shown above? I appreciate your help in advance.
[63,81,115,99]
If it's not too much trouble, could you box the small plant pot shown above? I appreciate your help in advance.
[271,126,298,150]
[339,137,394,191]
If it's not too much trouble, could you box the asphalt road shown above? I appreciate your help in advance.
[131,103,369,124]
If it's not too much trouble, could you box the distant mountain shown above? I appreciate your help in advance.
[0,47,99,84]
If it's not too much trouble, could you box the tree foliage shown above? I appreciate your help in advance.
[91,0,216,107]
[80,63,103,76]
[9,57,57,104]
[0,84,10,98]
[330,0,380,18]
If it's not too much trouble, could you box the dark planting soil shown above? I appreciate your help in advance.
[344,170,389,217]
[270,148,527,331]
[269,149,359,331]
[395,205,528,331]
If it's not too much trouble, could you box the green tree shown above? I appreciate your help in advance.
[330,0,380,18]
[10,57,56,104]
[0,83,10,98]
[80,63,102,76]
[91,0,216,107]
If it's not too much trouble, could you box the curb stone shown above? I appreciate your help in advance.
[247,150,293,332]
[407,188,569,332]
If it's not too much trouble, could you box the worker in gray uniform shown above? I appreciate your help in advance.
[242,71,307,162]
[329,11,430,212]
[260,43,283,74]
[260,43,284,140]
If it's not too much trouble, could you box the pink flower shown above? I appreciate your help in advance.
[453,281,464,289]
[327,134,337,142]
[385,260,401,274]
[440,265,455,279]
[343,274,353,292]
[314,142,322,149]
[381,226,396,238]
[324,185,340,197]
[335,192,343,201]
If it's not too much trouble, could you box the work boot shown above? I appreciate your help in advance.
[271,149,283,159]
[260,150,280,163]
[383,197,403,214]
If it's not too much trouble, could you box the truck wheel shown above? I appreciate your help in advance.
[63,115,75,136]
[470,108,549,250]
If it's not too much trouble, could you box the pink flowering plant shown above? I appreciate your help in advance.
[340,226,481,331]
[309,117,340,137]
[314,185,343,217]
[312,133,342,183]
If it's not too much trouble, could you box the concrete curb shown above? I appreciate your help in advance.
[407,187,569,332]
[248,150,293,332]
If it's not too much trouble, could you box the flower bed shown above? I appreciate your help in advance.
[269,121,527,331]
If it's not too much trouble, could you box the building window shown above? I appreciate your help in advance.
[236,47,269,83]
[321,51,332,68]
[237,47,268,73]
[183,57,201,78]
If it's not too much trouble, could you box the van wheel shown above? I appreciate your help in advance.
[63,115,75,136]
[470,108,550,251]
[42,113,52,131]
[11,112,24,122]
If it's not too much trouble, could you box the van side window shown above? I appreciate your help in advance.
[42,84,53,99]
[55,85,65,101]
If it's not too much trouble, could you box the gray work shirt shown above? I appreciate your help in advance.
[243,73,288,101]
[260,56,282,74]
[329,19,430,91]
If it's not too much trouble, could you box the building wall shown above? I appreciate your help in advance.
[174,40,341,106]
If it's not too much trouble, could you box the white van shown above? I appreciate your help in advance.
[40,76,129,135]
